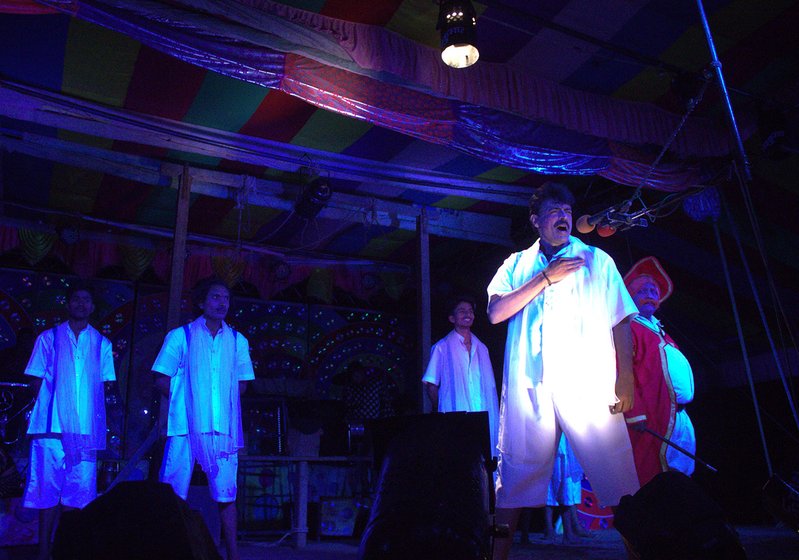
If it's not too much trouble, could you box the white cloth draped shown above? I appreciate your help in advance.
[152,318,254,474]
[184,319,242,474]
[25,322,113,467]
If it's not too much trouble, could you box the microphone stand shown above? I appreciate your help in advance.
[695,0,751,183]
[695,0,798,482]
[639,426,718,474]
[579,186,704,233]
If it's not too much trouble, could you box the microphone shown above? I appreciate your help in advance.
[577,206,649,236]
[576,211,609,234]
[576,205,623,234]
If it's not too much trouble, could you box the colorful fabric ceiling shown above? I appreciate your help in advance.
[1,0,742,192]
[1,0,798,367]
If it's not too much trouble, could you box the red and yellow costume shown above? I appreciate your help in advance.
[624,257,695,486]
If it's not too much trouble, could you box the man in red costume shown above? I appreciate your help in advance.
[624,257,696,486]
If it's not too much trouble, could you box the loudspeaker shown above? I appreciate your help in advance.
[52,481,221,560]
[614,471,747,560]
[358,412,494,560]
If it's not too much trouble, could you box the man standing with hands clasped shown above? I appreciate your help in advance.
[153,277,254,560]
[486,182,640,560]
[422,295,499,455]
[23,283,116,560]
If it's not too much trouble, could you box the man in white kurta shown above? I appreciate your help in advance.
[153,278,254,560]
[487,183,639,560]
[422,297,499,455]
[23,284,116,560]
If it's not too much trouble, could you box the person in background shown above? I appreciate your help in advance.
[624,256,696,484]
[543,434,592,544]
[486,182,640,560]
[23,283,116,560]
[422,295,499,454]
[153,277,254,560]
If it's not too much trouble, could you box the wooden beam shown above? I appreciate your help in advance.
[0,131,514,247]
[0,79,532,206]
[166,166,191,330]
[417,208,432,414]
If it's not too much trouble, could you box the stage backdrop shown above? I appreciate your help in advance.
[0,268,417,463]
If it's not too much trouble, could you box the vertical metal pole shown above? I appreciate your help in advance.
[713,220,773,477]
[296,460,309,547]
[695,0,752,182]
[417,208,432,413]
[722,195,799,432]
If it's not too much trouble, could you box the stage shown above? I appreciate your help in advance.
[214,525,799,560]
[1,525,795,559]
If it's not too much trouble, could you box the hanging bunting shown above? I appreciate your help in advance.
[17,228,56,265]
[211,254,246,287]
[120,244,154,281]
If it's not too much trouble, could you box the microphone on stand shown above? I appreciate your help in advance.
[576,203,648,236]
[596,223,618,237]
[576,211,611,234]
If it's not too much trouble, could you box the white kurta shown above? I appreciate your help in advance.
[152,317,255,437]
[487,236,640,508]
[422,329,499,454]
[25,323,115,435]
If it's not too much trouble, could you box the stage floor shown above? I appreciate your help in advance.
[234,525,798,559]
[1,525,796,559]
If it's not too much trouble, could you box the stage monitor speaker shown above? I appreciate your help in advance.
[358,412,494,560]
[614,471,747,560]
[52,481,221,560]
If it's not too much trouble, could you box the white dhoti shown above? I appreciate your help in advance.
[495,381,639,508]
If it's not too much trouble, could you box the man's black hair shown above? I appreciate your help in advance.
[192,276,230,305]
[448,295,477,317]
[528,182,575,218]
[65,281,95,303]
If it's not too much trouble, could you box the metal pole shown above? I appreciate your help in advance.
[695,0,752,182]
[296,459,309,547]
[713,220,773,477]
[721,195,799,432]
[639,427,718,473]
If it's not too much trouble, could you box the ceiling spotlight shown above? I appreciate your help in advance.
[438,1,479,69]
[295,176,332,219]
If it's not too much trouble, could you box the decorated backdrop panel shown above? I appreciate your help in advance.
[0,268,417,462]
[308,305,415,412]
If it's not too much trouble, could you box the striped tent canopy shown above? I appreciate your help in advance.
[0,0,798,373]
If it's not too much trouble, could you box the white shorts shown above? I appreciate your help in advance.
[23,437,97,509]
[159,435,238,503]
